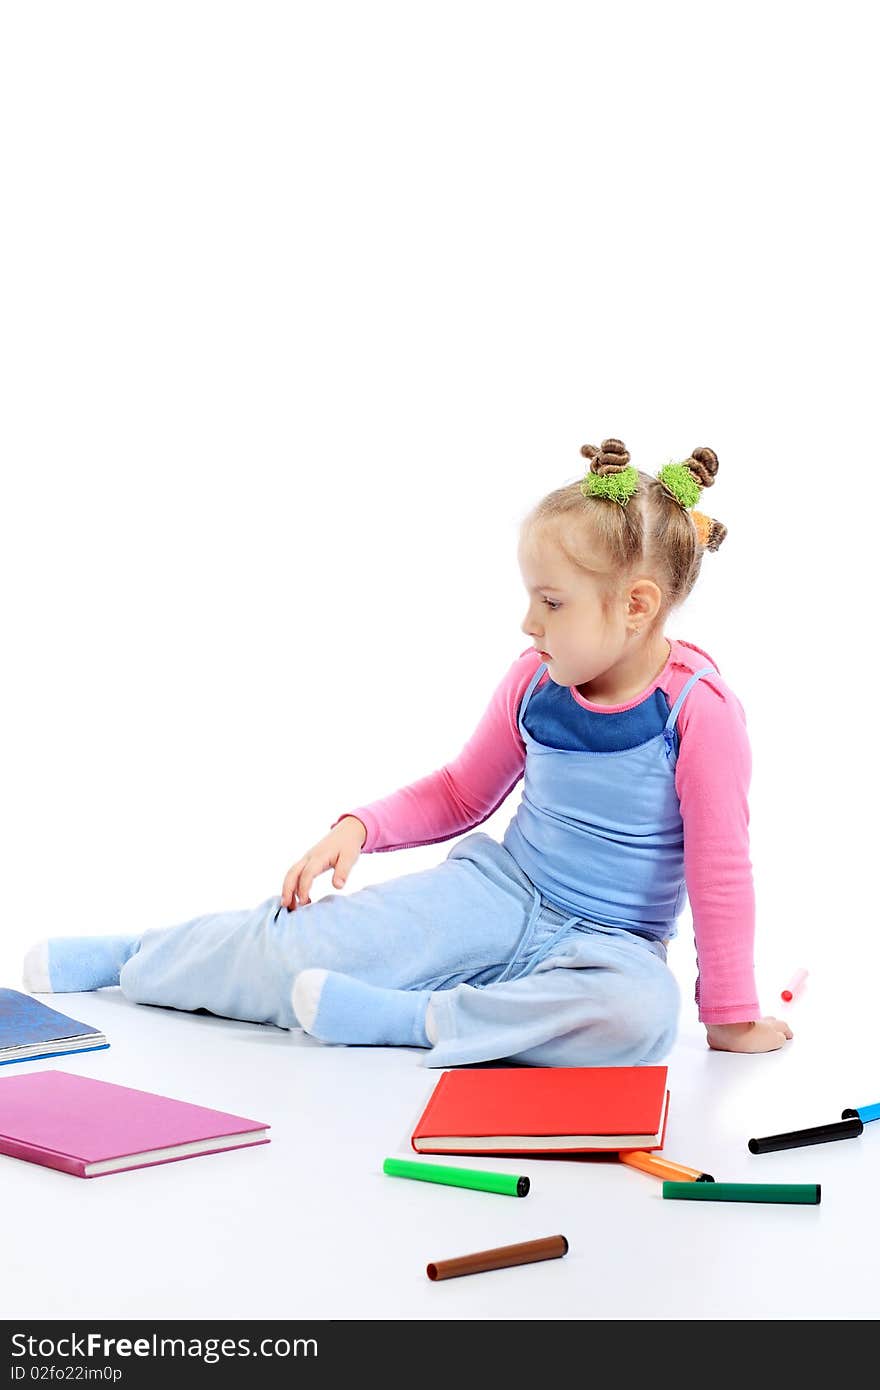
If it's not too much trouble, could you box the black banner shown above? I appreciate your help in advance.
[0,1317,857,1381]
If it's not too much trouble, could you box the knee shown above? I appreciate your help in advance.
[607,966,680,1063]
[567,965,680,1066]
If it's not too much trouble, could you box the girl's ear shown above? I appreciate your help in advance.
[628,578,662,622]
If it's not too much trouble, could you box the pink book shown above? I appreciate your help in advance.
[0,1070,270,1178]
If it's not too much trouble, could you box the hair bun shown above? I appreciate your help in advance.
[691,510,728,552]
[684,446,719,490]
[580,438,631,476]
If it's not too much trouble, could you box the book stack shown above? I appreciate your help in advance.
[0,988,270,1179]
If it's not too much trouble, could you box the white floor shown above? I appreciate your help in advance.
[2,959,879,1321]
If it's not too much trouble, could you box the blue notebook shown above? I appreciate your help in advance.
[0,989,108,1066]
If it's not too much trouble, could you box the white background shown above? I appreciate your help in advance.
[1,0,878,1322]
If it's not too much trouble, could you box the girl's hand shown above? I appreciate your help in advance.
[280,817,368,911]
[706,1017,794,1053]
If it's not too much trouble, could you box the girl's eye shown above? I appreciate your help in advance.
[542,599,561,610]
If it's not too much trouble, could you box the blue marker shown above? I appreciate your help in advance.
[842,1102,880,1124]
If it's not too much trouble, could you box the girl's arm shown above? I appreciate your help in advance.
[330,649,540,853]
[674,676,763,1027]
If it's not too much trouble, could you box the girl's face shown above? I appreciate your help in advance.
[517,525,632,691]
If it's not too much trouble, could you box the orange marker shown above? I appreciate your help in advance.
[619,1150,714,1183]
[781,967,808,1002]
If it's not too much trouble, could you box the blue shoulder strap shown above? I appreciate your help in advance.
[663,664,717,734]
[517,660,548,733]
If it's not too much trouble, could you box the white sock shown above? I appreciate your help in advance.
[291,969,328,1033]
[424,997,438,1044]
[291,968,430,1047]
[22,941,51,993]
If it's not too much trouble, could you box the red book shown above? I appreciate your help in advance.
[411,1065,669,1156]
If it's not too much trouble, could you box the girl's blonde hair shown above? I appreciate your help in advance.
[520,439,728,633]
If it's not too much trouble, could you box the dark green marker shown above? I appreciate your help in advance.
[383,1157,529,1196]
[663,1181,821,1205]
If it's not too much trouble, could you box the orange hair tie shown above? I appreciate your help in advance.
[689,510,713,549]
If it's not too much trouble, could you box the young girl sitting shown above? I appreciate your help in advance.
[24,438,792,1067]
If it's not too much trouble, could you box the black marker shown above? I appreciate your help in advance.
[748,1115,863,1154]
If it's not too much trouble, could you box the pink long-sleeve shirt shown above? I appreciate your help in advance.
[332,638,760,1025]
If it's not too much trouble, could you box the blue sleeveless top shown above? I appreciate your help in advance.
[501,660,716,941]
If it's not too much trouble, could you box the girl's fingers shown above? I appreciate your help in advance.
[282,861,306,910]
[765,1021,791,1049]
[298,855,328,904]
[333,855,353,888]
[283,838,359,908]
[767,1015,794,1039]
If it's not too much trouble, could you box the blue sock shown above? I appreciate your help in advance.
[23,935,140,993]
[292,969,431,1047]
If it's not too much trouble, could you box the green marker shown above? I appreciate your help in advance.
[383,1157,529,1197]
[663,1181,821,1205]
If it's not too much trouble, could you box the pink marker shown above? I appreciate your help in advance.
[781,968,808,1002]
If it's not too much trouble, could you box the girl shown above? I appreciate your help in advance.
[24,438,792,1067]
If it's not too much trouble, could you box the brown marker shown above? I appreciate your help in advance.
[426,1233,568,1281]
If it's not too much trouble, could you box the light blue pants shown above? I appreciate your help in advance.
[119,832,681,1069]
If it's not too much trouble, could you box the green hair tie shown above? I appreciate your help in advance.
[580,465,639,507]
[656,461,702,510]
